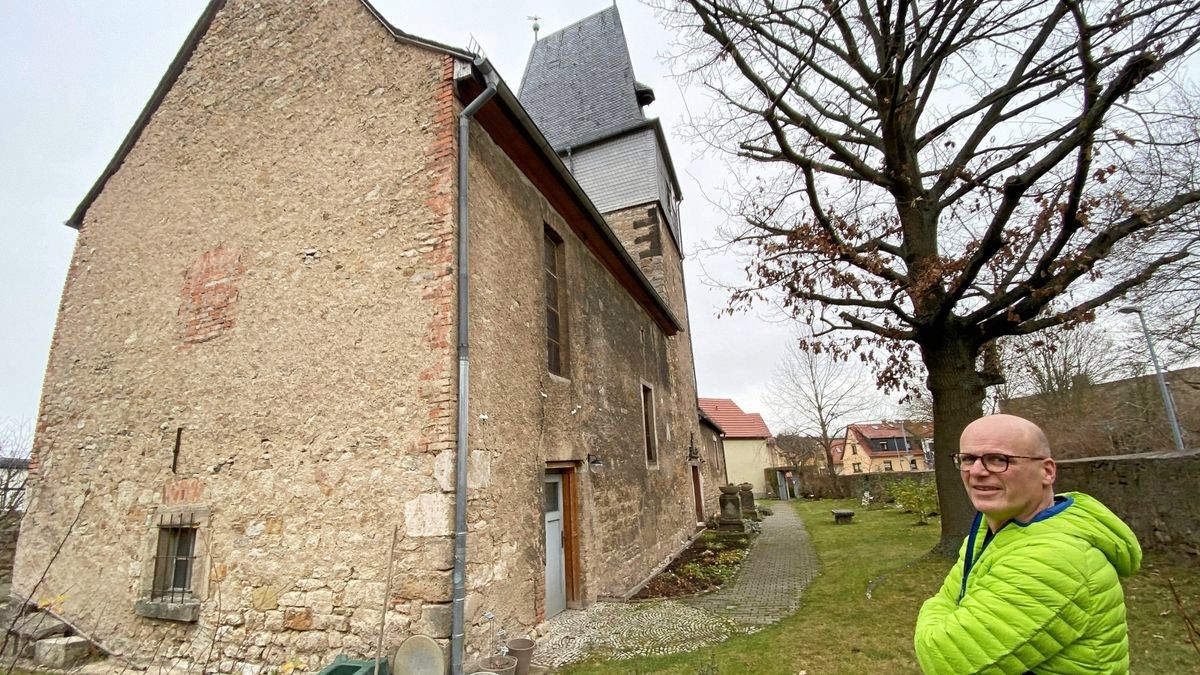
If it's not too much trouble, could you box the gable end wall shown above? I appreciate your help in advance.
[16,0,465,667]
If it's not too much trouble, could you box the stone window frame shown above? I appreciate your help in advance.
[909,458,919,471]
[641,381,659,468]
[883,460,894,472]
[544,225,569,378]
[852,463,862,473]
[134,505,211,623]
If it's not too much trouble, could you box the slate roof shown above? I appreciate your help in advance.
[698,398,773,440]
[517,5,648,151]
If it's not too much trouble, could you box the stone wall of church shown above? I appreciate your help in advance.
[16,1,464,670]
[462,113,705,627]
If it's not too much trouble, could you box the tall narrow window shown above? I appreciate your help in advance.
[642,384,657,464]
[544,228,566,375]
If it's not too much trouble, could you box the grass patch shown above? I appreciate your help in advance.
[559,500,1199,674]
[1124,552,1200,672]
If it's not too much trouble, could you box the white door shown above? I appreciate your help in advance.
[544,474,566,618]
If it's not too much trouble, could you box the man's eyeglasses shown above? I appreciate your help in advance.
[952,453,1048,473]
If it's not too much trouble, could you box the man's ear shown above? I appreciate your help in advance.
[1042,458,1057,486]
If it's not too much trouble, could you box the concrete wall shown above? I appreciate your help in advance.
[697,424,727,516]
[461,107,703,619]
[598,198,720,519]
[1055,450,1199,555]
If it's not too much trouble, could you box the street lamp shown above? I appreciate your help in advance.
[1118,306,1185,451]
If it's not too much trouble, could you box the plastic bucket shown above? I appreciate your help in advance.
[506,638,536,675]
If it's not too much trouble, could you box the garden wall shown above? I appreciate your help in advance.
[810,450,1198,554]
[1054,449,1198,555]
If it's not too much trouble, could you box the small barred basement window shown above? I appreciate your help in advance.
[152,513,198,601]
[136,509,205,622]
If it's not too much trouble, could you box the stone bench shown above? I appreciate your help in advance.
[832,509,855,524]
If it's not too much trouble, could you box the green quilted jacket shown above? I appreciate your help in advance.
[915,492,1141,674]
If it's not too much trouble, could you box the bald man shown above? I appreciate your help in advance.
[914,414,1142,674]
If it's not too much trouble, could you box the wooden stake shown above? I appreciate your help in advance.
[375,524,398,675]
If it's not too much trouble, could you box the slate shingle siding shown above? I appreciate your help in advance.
[570,130,656,214]
[518,6,644,150]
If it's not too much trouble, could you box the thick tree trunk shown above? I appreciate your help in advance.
[924,338,987,556]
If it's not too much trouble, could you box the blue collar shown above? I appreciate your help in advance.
[956,495,1073,603]
[1013,494,1073,526]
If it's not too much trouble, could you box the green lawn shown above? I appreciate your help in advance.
[560,499,1200,674]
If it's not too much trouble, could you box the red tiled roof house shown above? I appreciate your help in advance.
[698,398,782,495]
[837,421,933,474]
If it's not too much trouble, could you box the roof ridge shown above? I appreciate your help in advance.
[534,4,621,44]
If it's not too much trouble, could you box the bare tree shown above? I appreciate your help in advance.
[773,432,824,468]
[0,418,31,512]
[0,418,32,458]
[658,0,1200,552]
[766,340,876,475]
[1132,264,1200,365]
[997,322,1196,455]
[1000,321,1131,400]
[996,323,1143,455]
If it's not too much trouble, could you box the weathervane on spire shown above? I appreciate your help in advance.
[527,15,541,40]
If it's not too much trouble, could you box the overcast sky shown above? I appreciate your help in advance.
[0,1,811,446]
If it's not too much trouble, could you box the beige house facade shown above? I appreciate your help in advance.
[15,1,720,671]
[723,438,785,495]
[698,399,781,496]
[835,422,933,474]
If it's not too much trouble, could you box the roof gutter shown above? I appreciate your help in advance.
[450,57,497,675]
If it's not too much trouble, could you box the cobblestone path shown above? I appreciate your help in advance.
[531,502,820,668]
[681,501,820,627]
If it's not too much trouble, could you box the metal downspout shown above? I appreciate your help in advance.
[451,58,496,675]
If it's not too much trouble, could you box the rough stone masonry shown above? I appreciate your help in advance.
[14,0,716,671]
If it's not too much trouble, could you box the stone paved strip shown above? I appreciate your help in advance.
[531,501,819,668]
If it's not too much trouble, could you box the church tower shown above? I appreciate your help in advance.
[518,6,686,315]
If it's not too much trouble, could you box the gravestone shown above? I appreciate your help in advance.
[738,483,760,521]
[717,490,744,532]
